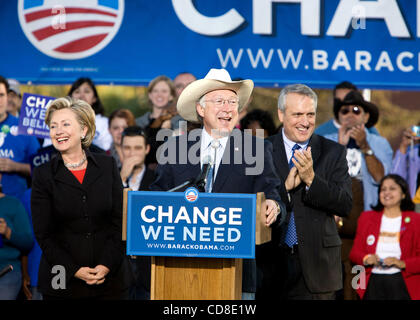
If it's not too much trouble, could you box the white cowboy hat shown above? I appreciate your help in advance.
[177,68,254,123]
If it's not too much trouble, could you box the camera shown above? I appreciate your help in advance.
[412,125,420,138]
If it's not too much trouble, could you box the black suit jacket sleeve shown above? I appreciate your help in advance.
[97,158,124,273]
[303,144,352,217]
[31,166,80,283]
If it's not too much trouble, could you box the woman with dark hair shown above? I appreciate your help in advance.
[240,109,276,138]
[68,78,112,151]
[350,174,420,300]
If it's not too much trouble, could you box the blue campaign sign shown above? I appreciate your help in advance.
[1,1,419,89]
[126,188,256,259]
[18,93,54,139]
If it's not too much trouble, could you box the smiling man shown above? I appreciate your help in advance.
[267,84,352,300]
[151,68,286,300]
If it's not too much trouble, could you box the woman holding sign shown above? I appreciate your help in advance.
[31,97,132,299]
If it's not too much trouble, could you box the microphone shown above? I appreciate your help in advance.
[0,265,13,278]
[195,155,214,192]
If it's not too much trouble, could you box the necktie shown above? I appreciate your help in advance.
[285,144,301,247]
[204,140,220,192]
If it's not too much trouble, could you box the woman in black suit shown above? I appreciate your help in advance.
[31,97,131,299]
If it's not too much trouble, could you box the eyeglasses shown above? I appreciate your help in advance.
[204,98,239,107]
[339,106,362,115]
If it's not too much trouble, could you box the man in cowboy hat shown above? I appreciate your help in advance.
[151,68,286,299]
[318,89,393,300]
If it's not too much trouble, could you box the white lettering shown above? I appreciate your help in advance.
[253,0,321,36]
[217,48,243,68]
[313,50,328,70]
[327,0,410,38]
[375,51,394,71]
[172,0,245,36]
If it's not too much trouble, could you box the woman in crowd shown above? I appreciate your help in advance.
[350,174,420,300]
[107,108,136,169]
[31,97,131,299]
[68,78,113,151]
[135,75,177,168]
[240,108,276,138]
[0,174,33,300]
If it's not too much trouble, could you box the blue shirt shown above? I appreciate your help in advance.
[315,118,379,136]
[320,127,393,211]
[0,114,40,198]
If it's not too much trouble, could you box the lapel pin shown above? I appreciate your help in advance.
[235,147,239,151]
[404,217,411,224]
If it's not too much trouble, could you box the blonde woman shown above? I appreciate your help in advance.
[31,97,131,299]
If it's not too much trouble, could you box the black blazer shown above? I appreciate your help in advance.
[31,150,132,298]
[151,129,286,293]
[267,132,352,293]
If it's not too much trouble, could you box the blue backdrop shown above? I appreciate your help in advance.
[1,0,419,89]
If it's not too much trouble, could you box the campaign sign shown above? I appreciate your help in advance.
[126,188,256,259]
[18,93,54,139]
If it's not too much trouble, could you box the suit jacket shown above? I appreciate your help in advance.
[31,150,132,298]
[151,129,286,293]
[268,132,352,293]
[349,210,420,300]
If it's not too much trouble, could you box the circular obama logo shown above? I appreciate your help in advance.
[18,0,124,60]
[184,187,199,203]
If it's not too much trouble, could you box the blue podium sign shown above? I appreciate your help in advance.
[126,188,256,259]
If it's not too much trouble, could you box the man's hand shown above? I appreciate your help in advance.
[0,218,11,240]
[0,158,31,176]
[285,166,301,191]
[292,147,315,187]
[120,156,142,183]
[349,124,368,150]
[338,125,352,146]
[0,158,17,172]
[265,199,280,227]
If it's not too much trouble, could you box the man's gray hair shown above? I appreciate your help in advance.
[278,84,318,112]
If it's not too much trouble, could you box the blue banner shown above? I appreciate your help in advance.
[0,1,419,89]
[126,188,256,259]
[18,93,53,139]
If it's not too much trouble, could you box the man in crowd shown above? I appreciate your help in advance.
[268,84,352,300]
[315,81,379,136]
[7,79,22,117]
[0,75,39,198]
[120,126,155,300]
[151,68,286,299]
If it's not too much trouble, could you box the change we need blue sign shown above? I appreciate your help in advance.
[127,188,256,259]
[18,93,54,139]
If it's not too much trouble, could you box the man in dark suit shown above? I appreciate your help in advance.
[150,68,286,299]
[120,126,156,300]
[267,84,352,300]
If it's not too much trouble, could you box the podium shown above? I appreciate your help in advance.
[123,189,270,300]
